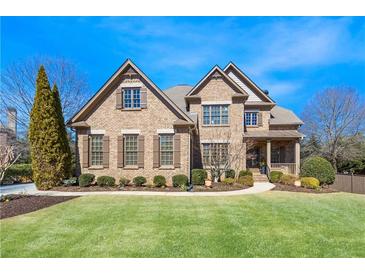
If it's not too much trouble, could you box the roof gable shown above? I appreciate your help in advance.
[224,62,275,103]
[68,59,193,124]
[185,65,249,97]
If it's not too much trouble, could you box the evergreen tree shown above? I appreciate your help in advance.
[29,66,71,189]
[52,84,72,179]
[301,134,321,160]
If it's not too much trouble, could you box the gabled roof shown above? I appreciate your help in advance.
[270,106,304,125]
[185,65,249,97]
[68,59,194,125]
[224,62,275,103]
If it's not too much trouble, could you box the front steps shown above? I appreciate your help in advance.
[253,173,269,182]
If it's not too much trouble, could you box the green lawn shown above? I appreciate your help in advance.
[1,192,364,257]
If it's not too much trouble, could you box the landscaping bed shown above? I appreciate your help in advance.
[272,183,337,193]
[50,182,249,192]
[0,195,77,219]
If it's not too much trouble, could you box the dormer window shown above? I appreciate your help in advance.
[245,112,258,126]
[123,89,141,109]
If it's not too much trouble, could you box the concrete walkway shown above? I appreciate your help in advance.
[0,183,37,196]
[4,182,275,197]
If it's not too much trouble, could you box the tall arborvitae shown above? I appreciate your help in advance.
[29,66,71,189]
[52,84,72,179]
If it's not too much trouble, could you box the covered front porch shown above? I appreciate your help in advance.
[243,130,303,175]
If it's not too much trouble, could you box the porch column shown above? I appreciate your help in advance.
[266,140,271,169]
[295,140,300,175]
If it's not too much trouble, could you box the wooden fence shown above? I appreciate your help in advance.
[332,174,365,194]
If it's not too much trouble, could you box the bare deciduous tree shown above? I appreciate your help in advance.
[301,87,365,171]
[0,56,89,135]
[194,126,254,182]
[0,145,21,183]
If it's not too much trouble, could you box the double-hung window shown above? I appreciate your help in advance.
[124,135,138,166]
[160,134,173,166]
[123,89,141,109]
[245,112,258,126]
[90,135,103,166]
[202,143,229,166]
[202,105,229,126]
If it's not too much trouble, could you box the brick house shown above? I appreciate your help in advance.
[68,59,303,184]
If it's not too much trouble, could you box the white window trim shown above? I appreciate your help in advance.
[120,82,143,88]
[157,128,175,134]
[123,88,141,109]
[202,100,232,105]
[201,140,230,144]
[90,129,106,135]
[121,129,141,134]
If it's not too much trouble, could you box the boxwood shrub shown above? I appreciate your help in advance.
[153,175,167,187]
[301,177,320,189]
[119,177,130,187]
[191,169,207,185]
[270,171,283,183]
[97,176,115,187]
[172,174,189,187]
[133,176,146,186]
[301,156,335,185]
[3,164,32,183]
[78,173,95,187]
[280,174,296,185]
[225,169,235,179]
[222,177,235,185]
[238,175,254,187]
[239,170,253,177]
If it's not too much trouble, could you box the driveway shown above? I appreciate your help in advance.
[0,183,37,196]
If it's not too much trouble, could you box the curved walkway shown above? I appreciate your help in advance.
[20,182,275,197]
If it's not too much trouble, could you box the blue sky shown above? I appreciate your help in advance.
[1,16,365,116]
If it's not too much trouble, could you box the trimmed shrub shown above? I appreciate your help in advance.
[270,171,283,183]
[239,170,253,177]
[172,174,189,188]
[119,177,130,187]
[301,156,335,185]
[63,177,78,186]
[3,164,32,183]
[79,173,95,187]
[280,174,296,185]
[238,175,254,187]
[133,176,146,186]
[192,169,207,185]
[97,176,115,187]
[153,175,167,187]
[301,177,320,189]
[225,169,235,179]
[222,178,235,185]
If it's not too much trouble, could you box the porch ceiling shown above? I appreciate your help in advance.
[243,130,304,139]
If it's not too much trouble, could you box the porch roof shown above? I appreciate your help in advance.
[243,130,304,139]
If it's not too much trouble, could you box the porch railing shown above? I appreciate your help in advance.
[270,163,297,175]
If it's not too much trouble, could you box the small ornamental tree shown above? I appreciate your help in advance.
[29,66,72,189]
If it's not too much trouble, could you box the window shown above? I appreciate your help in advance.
[202,143,228,166]
[202,105,229,125]
[124,135,138,166]
[245,112,258,126]
[123,89,141,109]
[160,135,173,166]
[90,135,103,166]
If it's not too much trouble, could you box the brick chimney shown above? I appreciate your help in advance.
[7,107,17,137]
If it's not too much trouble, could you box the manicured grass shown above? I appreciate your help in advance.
[1,192,364,257]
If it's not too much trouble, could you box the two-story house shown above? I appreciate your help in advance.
[68,59,303,184]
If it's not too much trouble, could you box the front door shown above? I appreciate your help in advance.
[247,147,260,168]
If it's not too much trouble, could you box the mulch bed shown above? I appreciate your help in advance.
[0,195,77,219]
[271,183,338,193]
[50,183,249,193]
